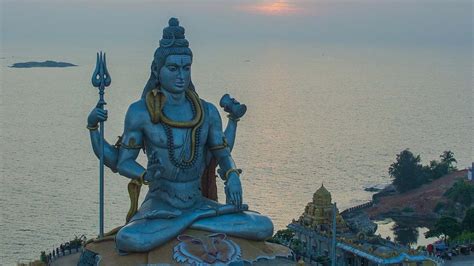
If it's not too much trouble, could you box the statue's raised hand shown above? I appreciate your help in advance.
[87,107,108,127]
[225,172,243,210]
[220,94,247,119]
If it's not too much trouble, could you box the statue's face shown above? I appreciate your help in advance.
[158,54,192,94]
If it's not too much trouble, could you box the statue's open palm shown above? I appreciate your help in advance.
[225,174,243,209]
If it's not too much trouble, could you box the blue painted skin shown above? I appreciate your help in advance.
[86,18,273,253]
[87,95,241,173]
[87,94,242,173]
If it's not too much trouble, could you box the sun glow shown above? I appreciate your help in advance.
[240,1,303,16]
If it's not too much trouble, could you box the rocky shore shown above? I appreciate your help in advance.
[339,170,469,236]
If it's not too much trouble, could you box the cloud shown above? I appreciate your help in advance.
[237,0,304,16]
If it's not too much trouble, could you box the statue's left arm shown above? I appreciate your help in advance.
[206,102,243,209]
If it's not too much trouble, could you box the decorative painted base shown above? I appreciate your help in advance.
[52,229,293,266]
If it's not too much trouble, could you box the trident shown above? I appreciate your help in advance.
[91,52,111,238]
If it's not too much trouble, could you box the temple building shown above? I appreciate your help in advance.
[288,184,443,266]
[298,184,349,233]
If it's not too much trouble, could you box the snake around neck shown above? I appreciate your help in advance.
[145,88,204,169]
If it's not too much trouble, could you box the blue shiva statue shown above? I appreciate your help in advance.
[86,18,273,253]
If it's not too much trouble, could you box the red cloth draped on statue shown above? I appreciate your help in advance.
[200,158,218,201]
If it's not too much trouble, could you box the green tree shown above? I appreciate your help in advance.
[422,161,436,183]
[428,160,443,180]
[462,208,474,232]
[454,231,474,242]
[268,229,295,245]
[425,216,461,240]
[393,223,419,246]
[440,150,457,172]
[422,151,458,182]
[389,149,424,192]
[445,180,474,207]
[315,255,331,265]
[432,151,458,180]
[290,239,304,256]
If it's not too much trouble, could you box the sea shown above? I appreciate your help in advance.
[1,1,472,264]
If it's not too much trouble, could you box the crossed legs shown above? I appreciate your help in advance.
[116,210,273,253]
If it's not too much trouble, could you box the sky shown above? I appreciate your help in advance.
[1,0,472,56]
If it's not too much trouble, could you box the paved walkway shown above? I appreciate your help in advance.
[444,255,474,266]
[50,253,81,266]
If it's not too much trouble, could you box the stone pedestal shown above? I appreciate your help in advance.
[53,229,293,265]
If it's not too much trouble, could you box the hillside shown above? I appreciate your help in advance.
[367,170,468,220]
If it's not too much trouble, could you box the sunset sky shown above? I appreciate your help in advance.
[2,0,472,56]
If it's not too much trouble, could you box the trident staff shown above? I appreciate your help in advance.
[91,52,111,238]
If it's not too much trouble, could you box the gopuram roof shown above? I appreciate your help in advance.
[313,183,331,205]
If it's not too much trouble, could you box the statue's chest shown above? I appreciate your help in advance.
[143,124,185,148]
[143,118,209,149]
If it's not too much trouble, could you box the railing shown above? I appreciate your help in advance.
[33,235,86,265]
[340,201,374,217]
[420,252,445,266]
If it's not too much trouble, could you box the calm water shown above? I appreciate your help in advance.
[1,41,472,264]
[376,219,435,248]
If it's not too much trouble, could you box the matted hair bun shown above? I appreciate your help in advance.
[160,17,188,47]
[169,17,179,27]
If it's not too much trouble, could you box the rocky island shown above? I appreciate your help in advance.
[10,60,77,68]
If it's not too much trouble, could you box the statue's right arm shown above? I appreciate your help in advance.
[88,108,119,172]
[89,130,119,172]
[116,102,147,180]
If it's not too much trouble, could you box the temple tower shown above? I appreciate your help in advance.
[298,184,347,232]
